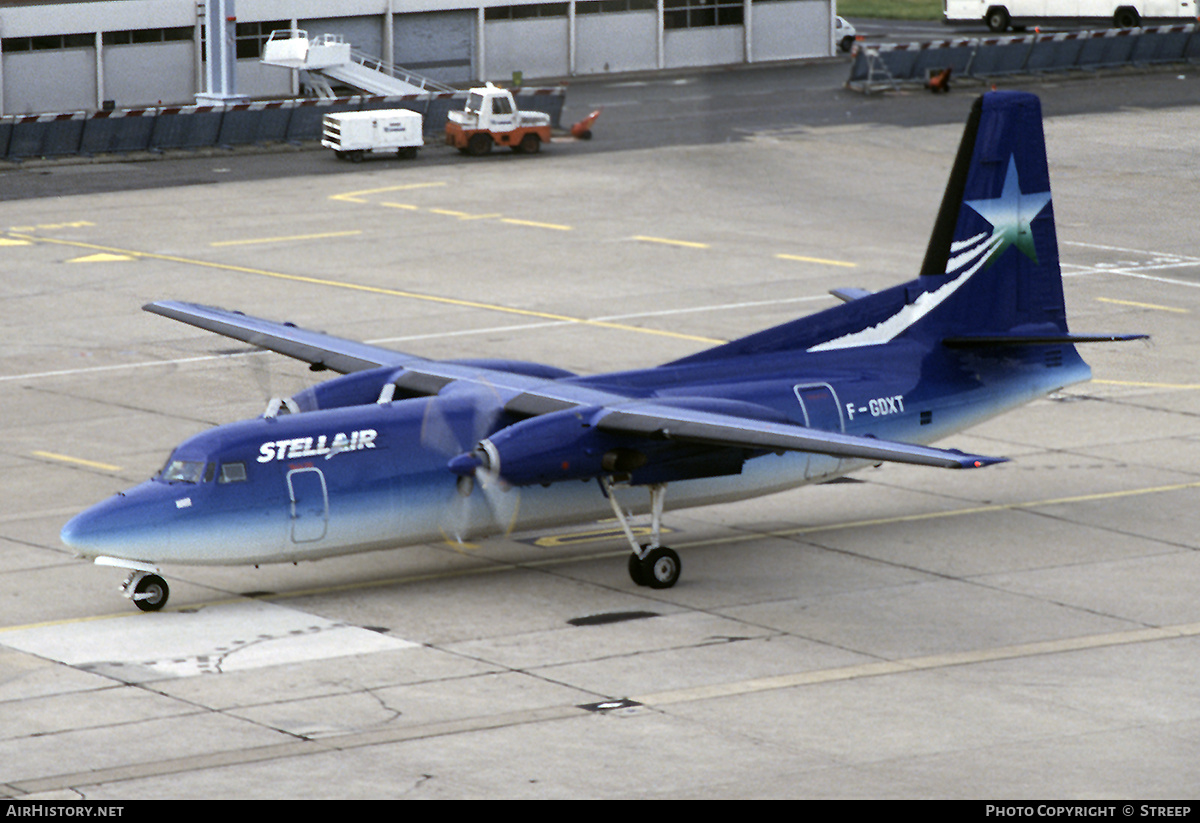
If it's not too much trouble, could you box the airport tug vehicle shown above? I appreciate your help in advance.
[445,83,552,156]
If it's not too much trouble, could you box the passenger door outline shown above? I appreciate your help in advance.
[286,467,329,543]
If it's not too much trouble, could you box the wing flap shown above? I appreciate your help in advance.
[595,402,1006,469]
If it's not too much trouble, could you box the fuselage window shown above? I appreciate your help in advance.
[161,460,206,484]
[218,462,248,483]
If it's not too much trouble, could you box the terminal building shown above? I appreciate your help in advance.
[0,0,839,115]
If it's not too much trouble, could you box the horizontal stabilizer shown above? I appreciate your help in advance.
[944,332,1149,348]
[829,288,873,303]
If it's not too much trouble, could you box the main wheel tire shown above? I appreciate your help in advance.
[518,133,541,154]
[643,548,681,590]
[467,134,492,157]
[986,7,1010,32]
[1113,7,1140,27]
[628,553,650,587]
[133,574,169,612]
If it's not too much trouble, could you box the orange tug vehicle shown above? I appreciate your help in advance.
[445,83,553,156]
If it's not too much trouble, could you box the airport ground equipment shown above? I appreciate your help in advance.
[322,109,423,161]
[261,30,456,98]
[445,84,553,156]
[944,0,1198,32]
[847,23,1200,92]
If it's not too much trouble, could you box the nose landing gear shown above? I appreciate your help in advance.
[95,556,170,612]
[126,572,170,612]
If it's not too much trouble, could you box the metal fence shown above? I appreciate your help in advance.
[0,88,567,161]
[847,24,1200,92]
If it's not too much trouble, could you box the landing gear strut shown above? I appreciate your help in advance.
[603,479,681,589]
[96,557,170,612]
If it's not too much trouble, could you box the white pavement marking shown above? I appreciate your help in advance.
[0,600,418,682]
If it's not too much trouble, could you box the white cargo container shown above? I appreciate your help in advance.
[945,0,1198,31]
[322,109,424,161]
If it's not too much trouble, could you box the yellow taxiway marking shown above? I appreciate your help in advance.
[633,620,1200,707]
[1093,379,1200,390]
[632,235,710,249]
[9,221,95,232]
[501,218,573,231]
[429,208,503,221]
[533,525,670,549]
[380,205,571,230]
[0,237,32,246]
[775,253,857,268]
[1096,296,1189,313]
[12,233,724,345]
[681,479,1200,550]
[328,182,447,204]
[5,615,1198,798]
[32,451,122,472]
[68,252,135,263]
[210,230,363,247]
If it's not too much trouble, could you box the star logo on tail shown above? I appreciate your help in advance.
[963,155,1052,265]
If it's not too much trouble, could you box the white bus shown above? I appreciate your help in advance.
[945,0,1199,32]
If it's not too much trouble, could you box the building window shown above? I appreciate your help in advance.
[485,3,569,20]
[234,20,288,58]
[103,27,193,46]
[664,0,744,29]
[4,33,96,51]
[576,0,657,13]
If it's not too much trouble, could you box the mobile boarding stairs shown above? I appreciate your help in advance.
[262,30,457,99]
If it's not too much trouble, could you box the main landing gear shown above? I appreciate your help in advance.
[602,479,681,589]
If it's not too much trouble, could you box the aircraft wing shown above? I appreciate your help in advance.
[145,301,421,374]
[148,301,1005,471]
[593,401,1006,470]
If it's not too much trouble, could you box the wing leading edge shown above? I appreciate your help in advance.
[145,301,415,374]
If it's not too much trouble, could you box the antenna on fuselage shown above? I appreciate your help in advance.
[263,397,301,419]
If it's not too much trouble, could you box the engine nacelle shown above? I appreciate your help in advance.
[459,406,644,486]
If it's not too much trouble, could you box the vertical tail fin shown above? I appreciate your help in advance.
[912,91,1066,342]
[666,92,1141,366]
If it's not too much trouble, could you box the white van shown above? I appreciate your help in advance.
[944,0,1199,32]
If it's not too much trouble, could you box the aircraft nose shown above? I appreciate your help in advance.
[61,484,165,558]
[61,498,123,555]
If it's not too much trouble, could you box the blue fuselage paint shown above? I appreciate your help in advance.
[61,340,1090,567]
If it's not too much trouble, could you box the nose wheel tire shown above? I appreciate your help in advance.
[629,547,681,589]
[131,573,170,612]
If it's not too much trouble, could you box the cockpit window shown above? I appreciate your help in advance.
[161,460,207,484]
[218,462,247,483]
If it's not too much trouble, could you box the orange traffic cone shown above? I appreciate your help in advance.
[571,109,601,139]
[927,67,952,93]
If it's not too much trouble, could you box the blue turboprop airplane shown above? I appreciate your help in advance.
[62,91,1144,611]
